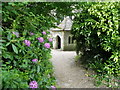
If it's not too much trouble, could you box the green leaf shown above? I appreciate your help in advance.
[12,44,18,54]
[6,42,11,46]
[97,32,101,36]
[7,32,12,40]
[0,40,6,42]
[37,65,40,73]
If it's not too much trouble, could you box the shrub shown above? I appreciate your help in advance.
[2,2,74,88]
[2,2,56,88]
[2,24,56,88]
[2,69,29,88]
[71,2,120,87]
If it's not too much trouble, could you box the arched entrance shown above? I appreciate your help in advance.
[56,35,61,49]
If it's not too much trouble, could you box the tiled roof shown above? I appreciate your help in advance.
[52,16,73,31]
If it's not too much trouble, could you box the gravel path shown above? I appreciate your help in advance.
[50,49,97,88]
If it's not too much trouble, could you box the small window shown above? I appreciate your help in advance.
[68,36,71,44]
[68,36,75,44]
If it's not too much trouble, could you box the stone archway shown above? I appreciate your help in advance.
[56,35,61,49]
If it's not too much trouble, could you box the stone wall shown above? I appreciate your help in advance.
[51,30,75,51]
[63,31,75,51]
[52,31,63,50]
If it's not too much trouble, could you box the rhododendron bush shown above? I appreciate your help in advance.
[2,22,55,88]
[2,2,73,88]
[1,2,63,89]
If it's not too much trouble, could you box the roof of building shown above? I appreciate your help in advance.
[51,16,73,31]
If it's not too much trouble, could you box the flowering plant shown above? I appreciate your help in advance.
[2,2,59,89]
[2,18,55,89]
[2,28,55,88]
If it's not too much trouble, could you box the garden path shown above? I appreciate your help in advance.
[50,49,97,88]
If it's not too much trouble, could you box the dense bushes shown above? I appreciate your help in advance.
[2,2,57,88]
[2,2,74,88]
[2,1,119,88]
[71,2,120,87]
[2,69,29,88]
[2,28,55,88]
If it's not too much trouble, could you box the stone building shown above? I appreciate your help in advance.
[50,16,75,51]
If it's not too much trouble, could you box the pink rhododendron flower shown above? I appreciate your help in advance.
[29,32,34,35]
[29,81,38,88]
[42,31,46,35]
[24,40,31,47]
[51,86,56,90]
[37,37,44,43]
[12,31,19,37]
[44,43,50,48]
[32,59,38,62]
[48,38,53,42]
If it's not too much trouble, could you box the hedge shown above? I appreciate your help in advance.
[71,2,120,87]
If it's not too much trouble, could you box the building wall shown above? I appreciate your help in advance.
[51,31,64,50]
[51,30,75,51]
[63,31,75,51]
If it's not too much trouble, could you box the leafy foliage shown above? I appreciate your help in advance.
[2,1,120,88]
[2,69,29,88]
[71,2,120,87]
[2,2,72,88]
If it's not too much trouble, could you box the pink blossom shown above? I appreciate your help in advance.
[29,81,38,88]
[44,43,50,48]
[12,31,19,37]
[24,40,31,47]
[37,37,44,43]
[42,31,46,35]
[48,38,53,42]
[32,59,38,62]
[51,86,56,90]
[29,32,34,35]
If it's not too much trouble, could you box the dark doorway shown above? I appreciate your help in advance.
[57,36,61,49]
